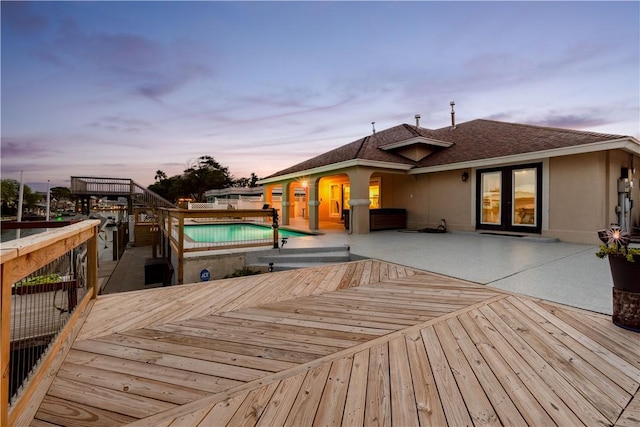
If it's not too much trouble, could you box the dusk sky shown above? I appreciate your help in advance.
[2,1,639,192]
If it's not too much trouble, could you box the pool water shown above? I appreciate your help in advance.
[184,223,308,243]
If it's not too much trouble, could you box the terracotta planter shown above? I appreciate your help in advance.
[608,254,640,332]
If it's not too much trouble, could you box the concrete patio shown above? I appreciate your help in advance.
[283,225,615,315]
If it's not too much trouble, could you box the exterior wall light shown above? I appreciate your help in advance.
[461,171,469,182]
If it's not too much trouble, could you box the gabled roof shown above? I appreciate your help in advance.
[262,119,634,181]
[414,119,630,169]
[264,124,421,178]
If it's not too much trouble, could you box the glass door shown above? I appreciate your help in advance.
[480,171,502,225]
[477,163,541,233]
[512,168,537,228]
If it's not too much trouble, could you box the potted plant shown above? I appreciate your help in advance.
[596,226,640,332]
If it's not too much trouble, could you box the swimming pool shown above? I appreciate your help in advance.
[183,223,308,244]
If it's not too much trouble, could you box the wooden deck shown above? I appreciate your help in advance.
[28,260,639,426]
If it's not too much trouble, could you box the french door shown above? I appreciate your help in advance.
[476,163,542,233]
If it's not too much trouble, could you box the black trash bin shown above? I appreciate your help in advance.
[145,258,172,285]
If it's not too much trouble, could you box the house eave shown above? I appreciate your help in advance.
[258,159,413,184]
[408,137,640,174]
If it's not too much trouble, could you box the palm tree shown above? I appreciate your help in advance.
[154,170,167,182]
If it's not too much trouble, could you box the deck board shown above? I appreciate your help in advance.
[27,259,640,426]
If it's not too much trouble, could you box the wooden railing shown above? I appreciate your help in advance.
[130,180,175,209]
[70,176,175,209]
[1,220,100,426]
[157,208,279,284]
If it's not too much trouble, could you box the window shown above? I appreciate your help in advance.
[330,185,342,217]
[343,178,381,209]
[369,179,380,209]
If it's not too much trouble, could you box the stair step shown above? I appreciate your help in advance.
[258,252,349,263]
[247,262,347,272]
[274,245,350,254]
[244,245,351,272]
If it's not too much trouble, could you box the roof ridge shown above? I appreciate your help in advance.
[469,119,627,139]
[401,123,423,136]
[354,135,369,158]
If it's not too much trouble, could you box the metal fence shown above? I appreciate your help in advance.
[9,248,88,401]
[1,220,100,426]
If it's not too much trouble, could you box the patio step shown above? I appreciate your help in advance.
[246,245,351,271]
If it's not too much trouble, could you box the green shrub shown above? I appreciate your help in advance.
[16,274,62,287]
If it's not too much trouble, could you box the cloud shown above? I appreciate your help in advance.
[25,17,215,102]
[87,115,151,133]
[525,114,611,130]
[1,2,48,34]
[482,107,615,131]
[205,92,358,129]
[0,136,65,158]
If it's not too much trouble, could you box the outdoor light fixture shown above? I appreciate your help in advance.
[296,177,309,189]
[597,229,608,244]
[461,171,469,182]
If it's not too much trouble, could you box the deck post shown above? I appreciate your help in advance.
[307,179,320,231]
[281,181,291,226]
[87,224,99,298]
[178,213,184,284]
[347,169,374,234]
[1,262,12,427]
[272,208,279,249]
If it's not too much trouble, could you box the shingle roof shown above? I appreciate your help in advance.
[415,119,627,168]
[265,119,628,178]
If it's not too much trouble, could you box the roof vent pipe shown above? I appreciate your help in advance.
[372,121,376,134]
[450,101,456,129]
[415,114,421,127]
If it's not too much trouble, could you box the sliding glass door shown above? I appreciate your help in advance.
[477,163,542,233]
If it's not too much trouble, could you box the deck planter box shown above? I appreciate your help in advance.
[12,280,79,311]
